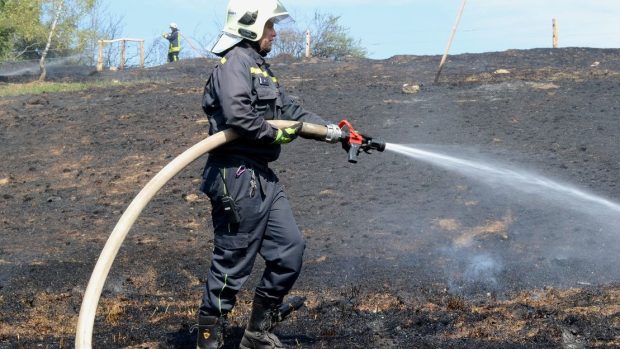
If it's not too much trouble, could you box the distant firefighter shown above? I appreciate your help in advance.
[163,22,181,62]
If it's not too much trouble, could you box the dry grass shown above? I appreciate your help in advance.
[2,286,618,347]
[432,210,513,247]
[0,292,76,347]
[447,287,620,342]
[0,80,147,97]
[356,293,405,313]
[105,302,125,326]
[454,210,513,247]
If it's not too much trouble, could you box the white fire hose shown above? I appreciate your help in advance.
[75,121,336,349]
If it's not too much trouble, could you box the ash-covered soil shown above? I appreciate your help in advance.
[1,48,619,348]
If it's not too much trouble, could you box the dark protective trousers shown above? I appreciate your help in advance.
[168,51,179,62]
[199,156,305,316]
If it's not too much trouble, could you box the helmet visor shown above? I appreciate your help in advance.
[271,0,293,24]
[210,32,243,55]
[271,13,293,25]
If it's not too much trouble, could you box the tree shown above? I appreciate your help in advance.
[0,0,48,60]
[271,11,366,59]
[310,12,366,59]
[38,0,62,80]
[1,0,127,77]
[85,1,125,67]
[271,28,305,58]
[1,0,104,71]
[38,0,96,80]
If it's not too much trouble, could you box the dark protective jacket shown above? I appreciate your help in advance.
[164,30,180,53]
[202,42,327,164]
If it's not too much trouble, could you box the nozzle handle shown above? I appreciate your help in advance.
[348,144,360,163]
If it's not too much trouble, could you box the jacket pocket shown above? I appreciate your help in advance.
[255,84,278,100]
[253,82,278,119]
[210,195,248,249]
[205,166,262,250]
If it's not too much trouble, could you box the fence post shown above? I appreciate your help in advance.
[552,18,559,48]
[305,30,311,58]
[120,40,126,70]
[139,40,145,68]
[96,40,104,72]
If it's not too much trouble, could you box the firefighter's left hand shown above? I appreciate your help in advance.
[272,122,302,144]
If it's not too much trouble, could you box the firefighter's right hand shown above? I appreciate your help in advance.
[272,123,302,144]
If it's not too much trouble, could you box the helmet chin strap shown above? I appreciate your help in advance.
[246,40,270,57]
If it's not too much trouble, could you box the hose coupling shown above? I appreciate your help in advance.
[324,124,343,143]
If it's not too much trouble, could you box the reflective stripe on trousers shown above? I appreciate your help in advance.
[199,159,305,316]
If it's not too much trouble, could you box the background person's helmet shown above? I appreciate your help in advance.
[169,22,178,29]
[210,0,292,55]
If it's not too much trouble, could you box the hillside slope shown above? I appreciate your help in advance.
[1,48,619,348]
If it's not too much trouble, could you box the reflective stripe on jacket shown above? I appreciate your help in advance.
[202,42,327,164]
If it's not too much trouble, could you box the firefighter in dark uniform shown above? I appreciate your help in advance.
[163,22,181,62]
[194,0,338,348]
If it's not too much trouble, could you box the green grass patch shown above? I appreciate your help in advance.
[0,80,139,97]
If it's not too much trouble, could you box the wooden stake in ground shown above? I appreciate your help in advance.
[120,40,126,70]
[306,30,312,58]
[434,0,467,84]
[552,18,559,48]
[97,40,104,72]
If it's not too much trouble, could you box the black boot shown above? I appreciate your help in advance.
[239,296,285,349]
[195,314,225,349]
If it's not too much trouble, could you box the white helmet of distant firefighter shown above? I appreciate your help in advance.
[210,0,292,54]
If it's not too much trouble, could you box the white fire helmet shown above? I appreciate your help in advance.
[210,0,292,55]
[169,22,178,29]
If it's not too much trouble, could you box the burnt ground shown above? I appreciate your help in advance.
[1,47,620,348]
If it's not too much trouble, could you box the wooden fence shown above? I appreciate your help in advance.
[96,38,144,72]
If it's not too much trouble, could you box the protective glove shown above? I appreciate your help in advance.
[272,122,302,145]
